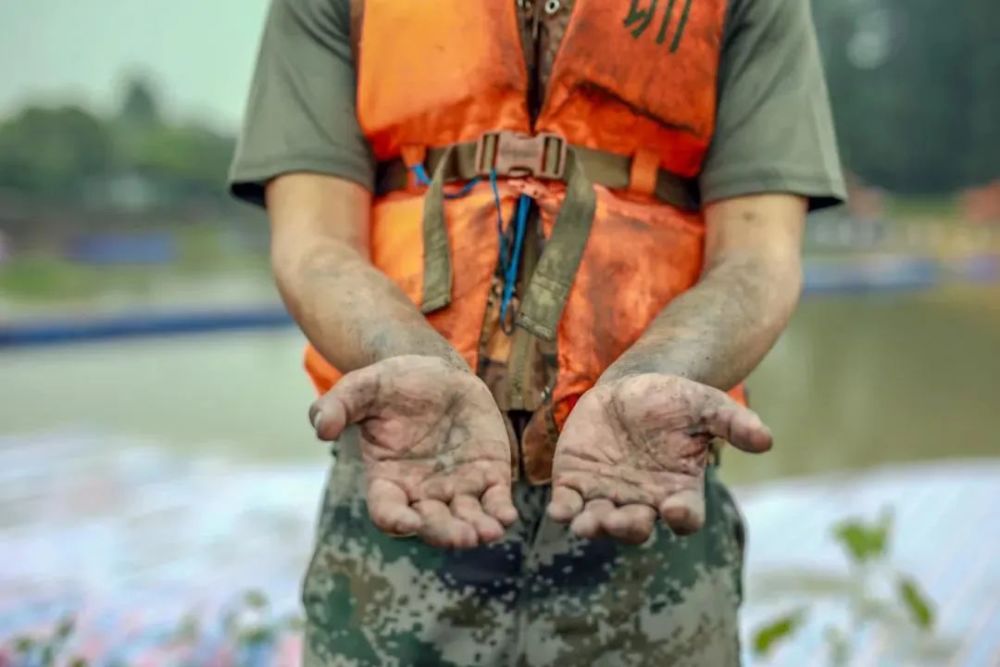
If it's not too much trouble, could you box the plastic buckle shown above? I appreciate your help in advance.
[475,131,568,180]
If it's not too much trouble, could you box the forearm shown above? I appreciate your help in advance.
[273,240,466,373]
[601,256,801,390]
[267,174,466,374]
[601,194,806,390]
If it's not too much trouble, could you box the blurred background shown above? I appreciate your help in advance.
[0,1,997,665]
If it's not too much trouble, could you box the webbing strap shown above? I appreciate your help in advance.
[376,143,701,211]
[516,150,596,341]
[420,145,455,313]
[410,136,697,327]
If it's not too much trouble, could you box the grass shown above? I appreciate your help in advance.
[0,225,271,305]
[0,256,154,302]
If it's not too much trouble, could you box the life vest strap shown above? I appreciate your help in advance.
[376,135,701,212]
[419,145,457,314]
[515,149,596,341]
[408,133,699,338]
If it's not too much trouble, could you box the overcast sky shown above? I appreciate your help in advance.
[0,0,272,131]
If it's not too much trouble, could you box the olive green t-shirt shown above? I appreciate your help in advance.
[230,0,846,209]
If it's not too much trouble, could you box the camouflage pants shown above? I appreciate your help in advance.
[302,430,747,667]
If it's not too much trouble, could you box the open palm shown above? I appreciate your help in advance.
[310,356,517,549]
[547,374,772,543]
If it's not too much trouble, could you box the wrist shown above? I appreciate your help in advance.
[598,349,690,387]
[368,327,470,373]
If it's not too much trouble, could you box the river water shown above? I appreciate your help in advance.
[1,284,997,483]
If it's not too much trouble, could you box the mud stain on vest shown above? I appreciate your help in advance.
[576,82,700,137]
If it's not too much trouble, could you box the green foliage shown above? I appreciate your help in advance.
[54,615,76,642]
[2,591,303,665]
[832,511,892,564]
[244,589,270,610]
[8,615,81,667]
[813,0,1000,193]
[897,575,935,630]
[285,614,306,632]
[118,74,161,128]
[238,626,277,647]
[0,256,154,301]
[0,105,115,199]
[752,609,807,657]
[824,626,850,667]
[753,510,939,665]
[0,77,235,210]
[173,612,202,644]
[13,636,35,654]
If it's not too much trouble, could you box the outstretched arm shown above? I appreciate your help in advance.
[268,173,516,549]
[548,193,807,543]
[267,173,466,373]
[602,193,807,388]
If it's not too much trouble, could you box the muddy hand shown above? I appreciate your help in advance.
[310,355,518,549]
[547,374,772,544]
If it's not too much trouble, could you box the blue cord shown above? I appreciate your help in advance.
[499,194,531,322]
[412,163,432,185]
[416,162,529,324]
[412,164,481,199]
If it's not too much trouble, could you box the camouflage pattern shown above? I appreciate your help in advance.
[302,429,747,666]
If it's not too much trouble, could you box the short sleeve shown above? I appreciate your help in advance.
[228,0,374,207]
[700,0,847,211]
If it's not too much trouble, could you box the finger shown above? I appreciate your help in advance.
[419,475,457,502]
[547,485,584,524]
[701,397,773,454]
[309,367,381,441]
[602,504,657,545]
[451,495,504,544]
[415,499,478,550]
[367,478,422,536]
[659,488,706,535]
[421,467,490,501]
[570,499,615,540]
[482,485,519,526]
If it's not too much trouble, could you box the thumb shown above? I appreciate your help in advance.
[309,365,381,441]
[701,393,773,454]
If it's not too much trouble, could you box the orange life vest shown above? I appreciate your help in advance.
[305,0,746,483]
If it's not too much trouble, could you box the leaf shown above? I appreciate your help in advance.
[897,575,935,630]
[68,658,90,667]
[284,614,306,632]
[824,625,851,667]
[243,589,269,610]
[173,613,201,643]
[238,626,276,647]
[752,609,807,657]
[12,636,35,654]
[832,511,893,564]
[221,608,239,634]
[54,615,76,641]
[40,643,56,667]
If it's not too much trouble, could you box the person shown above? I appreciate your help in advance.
[230,0,845,664]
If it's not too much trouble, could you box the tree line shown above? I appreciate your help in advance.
[0,76,234,210]
[0,1,997,209]
[814,0,998,194]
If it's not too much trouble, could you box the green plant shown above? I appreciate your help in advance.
[7,615,89,667]
[751,509,939,665]
[220,589,306,654]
